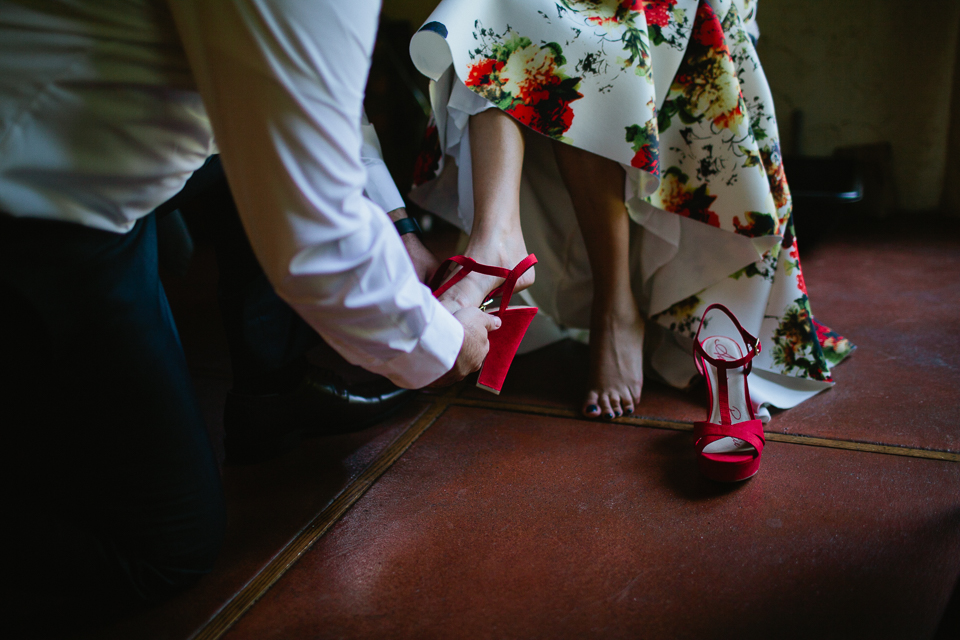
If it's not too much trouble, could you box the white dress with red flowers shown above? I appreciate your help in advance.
[409,0,853,419]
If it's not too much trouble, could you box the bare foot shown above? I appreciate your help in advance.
[434,230,535,314]
[583,306,645,419]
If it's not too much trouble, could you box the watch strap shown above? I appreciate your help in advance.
[393,216,423,238]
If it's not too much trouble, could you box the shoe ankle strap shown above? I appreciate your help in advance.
[430,255,510,298]
[693,303,761,370]
[494,254,537,311]
[429,254,537,311]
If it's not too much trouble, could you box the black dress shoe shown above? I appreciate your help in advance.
[223,366,416,465]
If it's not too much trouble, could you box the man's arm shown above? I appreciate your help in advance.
[167,0,480,388]
[360,111,441,284]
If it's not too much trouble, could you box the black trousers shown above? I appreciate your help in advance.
[2,212,226,631]
[181,156,321,394]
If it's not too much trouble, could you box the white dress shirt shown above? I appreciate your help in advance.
[361,112,407,215]
[0,0,462,388]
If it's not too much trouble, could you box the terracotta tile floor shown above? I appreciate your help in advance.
[77,219,959,640]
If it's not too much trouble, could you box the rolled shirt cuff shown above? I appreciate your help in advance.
[363,161,406,214]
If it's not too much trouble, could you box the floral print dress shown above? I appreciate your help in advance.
[408,0,853,419]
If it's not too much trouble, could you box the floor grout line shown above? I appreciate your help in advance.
[190,401,450,640]
[444,396,960,463]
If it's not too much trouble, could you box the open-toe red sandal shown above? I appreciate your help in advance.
[692,303,765,482]
[430,254,538,394]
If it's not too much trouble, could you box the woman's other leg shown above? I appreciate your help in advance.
[435,108,534,312]
[552,143,645,419]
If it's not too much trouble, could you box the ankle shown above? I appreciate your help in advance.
[591,292,642,325]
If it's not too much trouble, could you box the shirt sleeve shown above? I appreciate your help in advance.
[167,0,462,388]
[360,110,406,214]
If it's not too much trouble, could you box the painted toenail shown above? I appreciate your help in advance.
[587,405,599,413]
[605,413,615,419]
[614,411,621,417]
[624,408,633,415]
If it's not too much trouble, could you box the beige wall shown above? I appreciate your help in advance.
[382,0,434,27]
[758,0,960,212]
[942,18,960,216]
[383,0,960,212]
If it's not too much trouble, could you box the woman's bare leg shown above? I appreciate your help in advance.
[553,142,644,419]
[435,108,534,313]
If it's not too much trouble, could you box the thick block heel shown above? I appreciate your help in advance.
[431,253,539,394]
[476,306,538,394]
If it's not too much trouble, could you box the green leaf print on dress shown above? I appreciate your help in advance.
[558,1,651,75]
[814,320,856,367]
[654,166,720,227]
[730,247,777,282]
[653,293,703,336]
[733,209,777,237]
[625,106,660,173]
[770,296,833,381]
[639,0,690,49]
[657,2,744,134]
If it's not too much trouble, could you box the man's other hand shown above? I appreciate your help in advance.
[428,307,500,387]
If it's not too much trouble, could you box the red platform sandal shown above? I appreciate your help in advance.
[430,254,538,394]
[693,303,765,482]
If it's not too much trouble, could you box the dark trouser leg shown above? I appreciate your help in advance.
[173,157,414,464]
[177,156,320,394]
[1,214,225,633]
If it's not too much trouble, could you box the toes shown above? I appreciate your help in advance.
[621,385,639,416]
[582,391,602,418]
[585,390,638,420]
[630,384,643,415]
[608,393,624,418]
[598,395,616,420]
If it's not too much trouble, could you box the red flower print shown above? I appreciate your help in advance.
[585,16,620,28]
[712,99,743,130]
[691,2,724,49]
[507,96,577,137]
[508,103,538,127]
[814,320,830,342]
[796,270,807,295]
[412,122,441,186]
[559,103,575,130]
[630,144,659,174]
[466,58,504,88]
[788,242,799,261]
[639,0,677,28]
[464,33,581,139]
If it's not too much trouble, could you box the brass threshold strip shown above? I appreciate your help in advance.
[191,400,450,640]
[447,396,960,463]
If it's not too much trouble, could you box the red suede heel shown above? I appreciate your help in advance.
[692,303,765,482]
[430,254,538,394]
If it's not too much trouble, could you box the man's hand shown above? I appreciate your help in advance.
[428,307,501,387]
[388,208,440,284]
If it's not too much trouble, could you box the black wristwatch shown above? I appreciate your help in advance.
[393,216,423,238]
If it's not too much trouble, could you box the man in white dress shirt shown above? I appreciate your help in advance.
[0,0,495,628]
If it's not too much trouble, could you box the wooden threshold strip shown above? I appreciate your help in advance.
[447,396,960,463]
[191,401,449,640]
